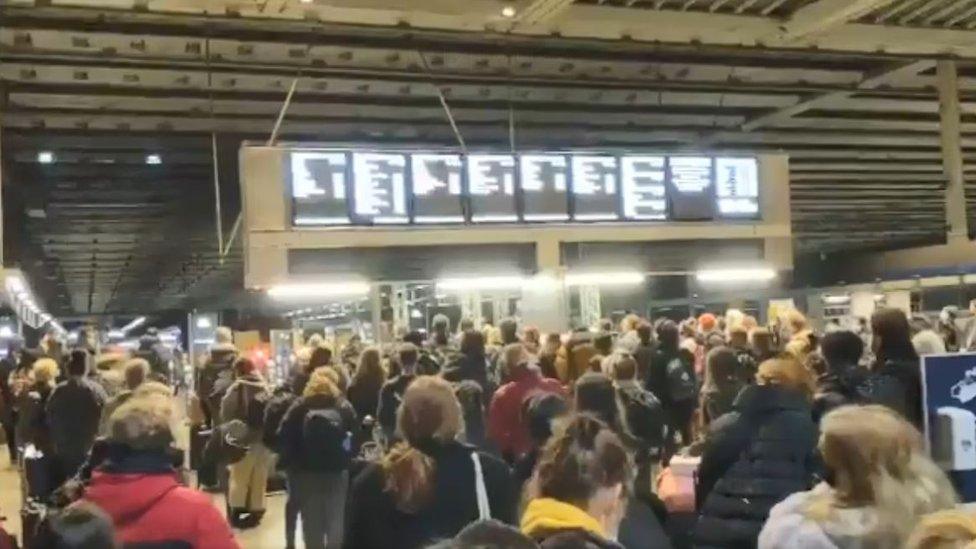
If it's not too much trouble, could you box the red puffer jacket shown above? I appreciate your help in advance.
[83,470,239,549]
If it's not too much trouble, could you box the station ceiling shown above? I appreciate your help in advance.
[1,0,975,314]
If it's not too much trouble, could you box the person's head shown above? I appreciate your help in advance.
[122,358,150,391]
[727,326,749,349]
[636,321,653,346]
[542,332,561,356]
[402,331,425,348]
[460,329,485,357]
[705,347,740,389]
[523,326,540,347]
[306,333,324,349]
[458,317,475,333]
[309,345,333,369]
[499,317,519,345]
[574,373,624,434]
[107,392,176,451]
[598,318,613,333]
[427,519,539,549]
[215,326,233,346]
[872,307,919,364]
[533,414,632,533]
[750,327,776,357]
[523,392,569,447]
[783,309,809,336]
[808,405,956,543]
[431,314,451,345]
[383,377,463,513]
[756,356,814,400]
[913,329,947,357]
[32,357,60,385]
[656,319,679,352]
[354,346,386,386]
[398,342,419,374]
[502,343,530,378]
[620,314,641,334]
[66,349,90,377]
[35,501,119,549]
[820,330,864,372]
[304,366,343,400]
[698,313,717,334]
[232,356,256,378]
[604,352,637,383]
[906,509,976,549]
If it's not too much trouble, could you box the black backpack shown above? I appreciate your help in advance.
[262,389,297,450]
[666,356,697,403]
[617,385,666,450]
[245,389,271,429]
[302,408,352,471]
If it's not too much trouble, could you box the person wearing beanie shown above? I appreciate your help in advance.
[83,393,239,548]
[698,313,718,337]
[46,349,107,486]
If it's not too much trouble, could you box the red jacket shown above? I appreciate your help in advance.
[84,470,239,549]
[488,369,565,458]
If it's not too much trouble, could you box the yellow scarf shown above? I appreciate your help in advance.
[520,498,606,540]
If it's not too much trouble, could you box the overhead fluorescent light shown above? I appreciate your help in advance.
[146,154,162,165]
[566,271,644,287]
[696,267,777,283]
[501,5,516,17]
[5,276,25,295]
[37,151,55,164]
[0,326,14,339]
[410,308,423,319]
[107,329,125,339]
[122,316,146,332]
[267,281,370,299]
[822,294,850,305]
[436,276,527,291]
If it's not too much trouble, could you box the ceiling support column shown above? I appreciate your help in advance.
[937,60,970,244]
[0,82,5,267]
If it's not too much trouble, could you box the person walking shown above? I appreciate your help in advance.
[277,367,357,549]
[813,331,867,423]
[377,343,420,443]
[219,357,272,528]
[196,327,237,428]
[99,358,150,435]
[700,347,746,427]
[345,376,516,549]
[46,349,107,485]
[862,308,924,429]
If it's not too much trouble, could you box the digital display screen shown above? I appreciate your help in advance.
[351,152,408,224]
[290,151,350,225]
[716,157,759,217]
[468,154,517,222]
[520,154,569,221]
[621,156,666,220]
[411,153,464,223]
[668,156,714,220]
[571,155,619,221]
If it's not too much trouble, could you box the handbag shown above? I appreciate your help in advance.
[470,452,491,520]
[656,455,699,514]
[209,386,250,465]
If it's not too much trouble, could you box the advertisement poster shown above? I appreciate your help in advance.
[922,353,976,502]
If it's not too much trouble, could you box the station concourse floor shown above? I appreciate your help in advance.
[0,442,301,549]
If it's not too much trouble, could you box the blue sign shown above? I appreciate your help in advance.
[922,352,976,502]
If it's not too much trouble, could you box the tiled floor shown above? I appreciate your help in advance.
[0,443,300,549]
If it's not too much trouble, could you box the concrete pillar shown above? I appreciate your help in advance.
[369,284,383,343]
[459,291,482,327]
[521,236,568,333]
[938,60,970,243]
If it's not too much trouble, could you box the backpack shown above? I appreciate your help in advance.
[618,385,666,450]
[302,408,352,471]
[666,356,697,403]
[262,389,297,450]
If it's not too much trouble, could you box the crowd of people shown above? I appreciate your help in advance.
[2,306,976,548]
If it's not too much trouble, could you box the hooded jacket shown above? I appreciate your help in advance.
[694,383,820,549]
[758,485,904,549]
[83,455,239,549]
[521,498,623,549]
[812,365,866,423]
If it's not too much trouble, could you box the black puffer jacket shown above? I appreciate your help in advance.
[811,365,866,423]
[861,358,923,429]
[693,384,820,549]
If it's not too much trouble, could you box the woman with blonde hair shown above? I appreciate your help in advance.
[907,509,976,549]
[14,357,60,459]
[759,405,957,549]
[277,366,358,549]
[694,356,820,548]
[344,376,516,549]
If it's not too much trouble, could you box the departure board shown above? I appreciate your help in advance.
[621,156,666,220]
[667,156,714,220]
[468,154,517,222]
[520,154,569,221]
[411,153,465,223]
[716,157,760,217]
[351,152,408,224]
[290,151,350,225]
[571,155,620,221]
[285,147,764,226]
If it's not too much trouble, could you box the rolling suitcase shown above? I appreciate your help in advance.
[20,499,43,549]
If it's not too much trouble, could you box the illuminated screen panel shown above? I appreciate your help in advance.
[520,154,569,221]
[621,156,666,220]
[411,153,465,223]
[289,151,350,225]
[571,155,619,221]
[351,152,408,224]
[667,156,714,220]
[716,157,760,217]
[467,154,517,222]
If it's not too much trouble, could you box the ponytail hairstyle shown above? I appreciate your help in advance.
[382,376,463,513]
[533,413,632,510]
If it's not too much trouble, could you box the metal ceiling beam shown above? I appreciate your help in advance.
[516,0,577,25]
[777,0,899,42]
